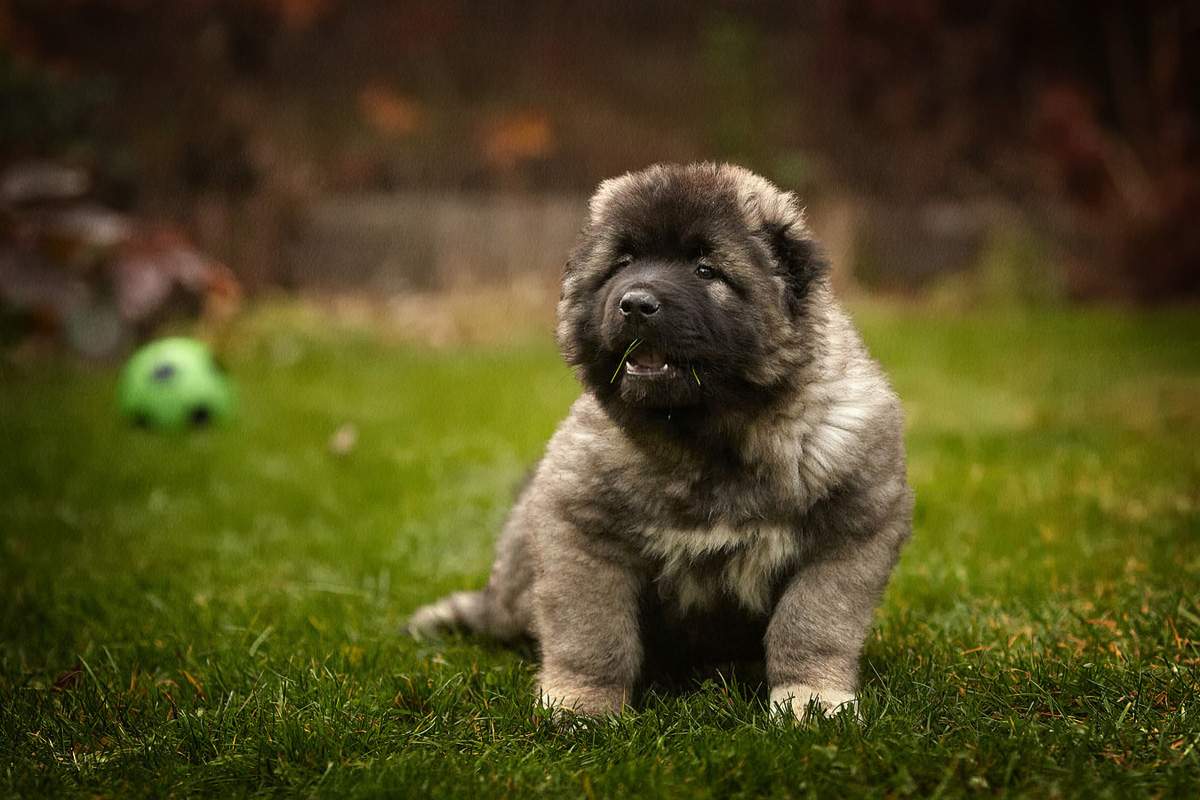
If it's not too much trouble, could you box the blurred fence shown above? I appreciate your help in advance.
[285,190,1006,300]
[289,193,586,293]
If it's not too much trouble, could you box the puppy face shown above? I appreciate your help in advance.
[557,164,829,417]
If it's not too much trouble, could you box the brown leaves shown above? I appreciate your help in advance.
[53,661,84,692]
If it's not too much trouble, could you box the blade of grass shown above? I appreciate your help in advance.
[611,338,642,383]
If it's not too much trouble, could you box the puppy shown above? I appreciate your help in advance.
[410,163,912,723]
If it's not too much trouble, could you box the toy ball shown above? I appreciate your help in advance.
[118,337,235,431]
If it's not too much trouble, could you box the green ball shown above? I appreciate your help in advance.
[118,337,235,431]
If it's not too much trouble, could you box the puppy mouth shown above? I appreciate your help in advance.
[603,339,705,406]
[624,343,678,378]
[609,340,686,381]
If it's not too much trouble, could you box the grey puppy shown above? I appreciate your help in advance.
[409,163,912,723]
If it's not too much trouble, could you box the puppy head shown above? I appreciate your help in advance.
[557,163,829,416]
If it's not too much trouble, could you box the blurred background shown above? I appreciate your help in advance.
[1,0,1198,356]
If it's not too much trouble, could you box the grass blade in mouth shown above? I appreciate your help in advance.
[690,365,701,387]
[611,338,642,383]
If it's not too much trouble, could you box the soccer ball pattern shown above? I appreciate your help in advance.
[118,338,235,431]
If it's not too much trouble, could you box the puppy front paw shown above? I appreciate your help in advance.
[538,679,631,719]
[769,684,858,725]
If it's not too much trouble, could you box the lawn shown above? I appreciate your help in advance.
[1,304,1198,798]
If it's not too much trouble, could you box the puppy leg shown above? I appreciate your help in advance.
[533,538,645,717]
[765,531,903,724]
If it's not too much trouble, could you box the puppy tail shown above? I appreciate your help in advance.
[406,590,489,639]
[408,512,536,641]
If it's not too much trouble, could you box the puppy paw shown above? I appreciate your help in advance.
[541,706,600,734]
[538,681,630,719]
[769,684,858,725]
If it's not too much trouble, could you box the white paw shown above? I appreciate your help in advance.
[769,684,858,725]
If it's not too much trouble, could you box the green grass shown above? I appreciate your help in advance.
[2,304,1198,798]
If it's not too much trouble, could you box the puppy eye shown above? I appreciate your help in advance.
[695,261,717,280]
[614,254,633,268]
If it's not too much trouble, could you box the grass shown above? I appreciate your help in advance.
[1,303,1198,798]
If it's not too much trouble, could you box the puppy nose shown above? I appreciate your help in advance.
[619,289,660,317]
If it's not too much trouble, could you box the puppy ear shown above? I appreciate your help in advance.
[588,176,627,222]
[766,221,830,316]
[736,179,828,313]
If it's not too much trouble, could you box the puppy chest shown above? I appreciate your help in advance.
[641,523,800,615]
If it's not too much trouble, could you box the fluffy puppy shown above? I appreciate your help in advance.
[410,163,912,723]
